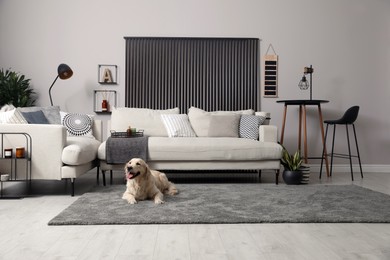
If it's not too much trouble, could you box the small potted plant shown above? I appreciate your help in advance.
[280,145,303,185]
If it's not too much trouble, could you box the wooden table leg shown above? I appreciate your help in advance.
[303,105,308,163]
[318,105,330,177]
[298,105,302,152]
[280,105,287,144]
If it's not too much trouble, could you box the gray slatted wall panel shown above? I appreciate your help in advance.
[125,37,260,112]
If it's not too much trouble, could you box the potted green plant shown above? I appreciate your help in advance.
[280,145,303,185]
[0,68,36,107]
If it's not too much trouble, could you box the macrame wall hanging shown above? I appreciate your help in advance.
[263,44,278,97]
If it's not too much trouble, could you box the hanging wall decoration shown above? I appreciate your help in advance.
[263,44,278,97]
[98,64,118,84]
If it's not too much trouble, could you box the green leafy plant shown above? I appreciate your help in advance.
[280,145,303,171]
[0,68,36,107]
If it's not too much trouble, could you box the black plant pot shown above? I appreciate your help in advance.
[282,170,302,185]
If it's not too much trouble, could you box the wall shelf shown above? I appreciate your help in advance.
[94,90,117,113]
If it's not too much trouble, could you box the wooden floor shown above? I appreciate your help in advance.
[0,171,389,260]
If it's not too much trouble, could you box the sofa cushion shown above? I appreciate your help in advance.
[188,107,254,137]
[0,108,28,124]
[61,112,95,138]
[239,115,266,140]
[62,137,101,165]
[208,114,241,137]
[17,106,61,124]
[21,110,50,124]
[111,107,180,137]
[161,114,196,137]
[148,137,282,161]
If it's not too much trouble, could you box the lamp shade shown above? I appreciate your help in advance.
[57,63,73,80]
[49,63,73,106]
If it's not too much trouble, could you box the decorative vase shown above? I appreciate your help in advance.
[102,99,108,112]
[282,170,302,185]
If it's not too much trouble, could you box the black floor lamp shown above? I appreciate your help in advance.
[49,63,73,106]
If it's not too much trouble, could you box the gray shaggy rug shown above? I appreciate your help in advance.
[48,184,390,225]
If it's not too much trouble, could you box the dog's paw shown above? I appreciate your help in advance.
[127,199,137,204]
[154,199,165,204]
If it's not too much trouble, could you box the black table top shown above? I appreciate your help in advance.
[277,99,329,105]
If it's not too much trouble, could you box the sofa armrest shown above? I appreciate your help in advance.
[0,124,66,180]
[259,125,278,143]
[93,120,103,142]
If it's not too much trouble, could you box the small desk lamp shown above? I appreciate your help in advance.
[49,63,73,106]
[298,65,314,100]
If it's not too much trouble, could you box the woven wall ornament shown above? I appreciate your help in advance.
[263,44,278,97]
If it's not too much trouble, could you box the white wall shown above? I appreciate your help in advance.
[1,0,389,167]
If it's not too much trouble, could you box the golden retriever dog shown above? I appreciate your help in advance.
[122,158,178,204]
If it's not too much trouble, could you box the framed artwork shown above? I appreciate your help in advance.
[98,64,117,84]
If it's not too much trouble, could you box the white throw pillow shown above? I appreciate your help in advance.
[188,107,254,137]
[161,114,196,137]
[110,107,180,137]
[60,111,94,138]
[0,109,28,124]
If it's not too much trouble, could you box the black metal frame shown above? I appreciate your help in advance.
[0,132,32,199]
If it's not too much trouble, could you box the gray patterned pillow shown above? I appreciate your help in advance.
[239,115,266,140]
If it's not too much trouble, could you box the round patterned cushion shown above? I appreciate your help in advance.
[62,113,93,137]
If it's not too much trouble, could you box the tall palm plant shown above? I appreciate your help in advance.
[0,68,36,107]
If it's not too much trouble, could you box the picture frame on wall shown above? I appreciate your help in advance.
[98,64,118,84]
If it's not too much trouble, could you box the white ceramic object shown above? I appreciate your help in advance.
[0,174,10,181]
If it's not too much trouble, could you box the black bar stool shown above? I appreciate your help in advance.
[320,106,363,180]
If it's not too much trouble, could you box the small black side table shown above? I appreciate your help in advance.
[277,99,330,177]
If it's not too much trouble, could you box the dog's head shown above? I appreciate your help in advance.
[124,158,150,180]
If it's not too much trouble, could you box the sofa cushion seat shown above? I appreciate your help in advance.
[62,137,101,165]
[148,137,282,161]
[98,137,282,162]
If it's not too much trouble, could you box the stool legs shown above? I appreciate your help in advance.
[346,125,354,181]
[320,123,363,181]
[352,124,364,178]
[330,124,336,177]
[320,124,329,179]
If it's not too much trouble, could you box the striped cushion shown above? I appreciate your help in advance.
[0,109,28,124]
[239,115,266,140]
[161,114,196,137]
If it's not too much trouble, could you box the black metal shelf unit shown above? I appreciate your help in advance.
[0,132,32,199]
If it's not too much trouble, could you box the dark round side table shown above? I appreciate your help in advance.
[277,99,330,177]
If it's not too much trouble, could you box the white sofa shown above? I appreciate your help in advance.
[0,106,102,196]
[98,107,283,184]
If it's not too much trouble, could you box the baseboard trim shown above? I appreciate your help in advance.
[308,164,390,173]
